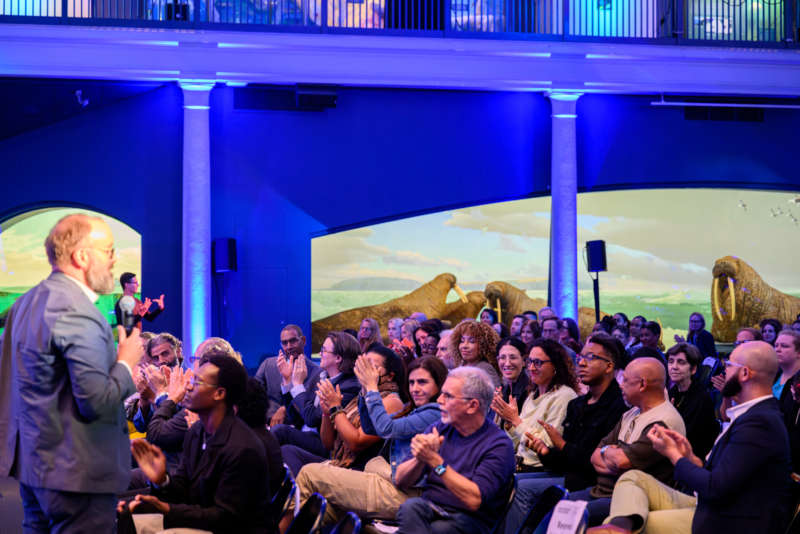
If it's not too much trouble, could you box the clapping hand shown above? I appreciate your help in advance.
[276,351,294,386]
[184,409,199,428]
[491,391,521,427]
[317,379,343,411]
[154,294,165,310]
[354,354,380,392]
[270,405,286,427]
[292,355,308,387]
[647,424,698,465]
[537,419,566,451]
[143,364,168,396]
[524,431,550,457]
[166,366,192,404]
[131,439,168,486]
[118,493,170,514]
[410,427,445,467]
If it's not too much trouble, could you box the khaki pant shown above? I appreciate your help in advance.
[294,457,420,525]
[605,470,696,534]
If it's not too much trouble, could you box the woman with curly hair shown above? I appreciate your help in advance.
[760,317,783,346]
[491,338,579,472]
[449,319,501,387]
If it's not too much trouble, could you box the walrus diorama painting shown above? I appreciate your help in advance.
[311,273,472,352]
[711,256,800,342]
[484,281,604,342]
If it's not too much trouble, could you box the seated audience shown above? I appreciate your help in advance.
[627,315,647,353]
[613,313,630,330]
[480,308,498,325]
[503,333,627,534]
[774,329,800,400]
[358,317,382,353]
[145,337,241,474]
[419,331,439,359]
[289,356,446,527]
[272,331,361,471]
[793,319,800,333]
[761,317,782,346]
[776,330,800,472]
[538,307,556,324]
[510,314,527,337]
[237,378,284,501]
[565,357,686,525]
[130,333,183,431]
[388,317,404,343]
[254,325,320,424]
[636,322,665,362]
[281,344,404,476]
[395,366,516,534]
[523,310,538,322]
[674,312,717,360]
[436,330,458,369]
[611,324,629,348]
[494,337,530,419]
[449,320,502,387]
[491,339,579,472]
[493,322,510,339]
[520,318,541,347]
[408,311,427,323]
[119,354,270,534]
[666,343,720,458]
[593,341,792,534]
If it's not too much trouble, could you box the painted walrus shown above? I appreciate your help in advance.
[439,291,487,327]
[311,273,466,352]
[484,281,605,342]
[710,256,800,342]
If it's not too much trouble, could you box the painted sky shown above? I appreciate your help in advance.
[312,188,800,294]
[0,208,141,291]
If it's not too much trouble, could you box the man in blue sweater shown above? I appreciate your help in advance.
[395,366,515,534]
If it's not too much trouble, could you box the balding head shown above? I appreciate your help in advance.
[621,357,667,409]
[732,340,779,389]
[629,357,666,390]
[45,214,106,268]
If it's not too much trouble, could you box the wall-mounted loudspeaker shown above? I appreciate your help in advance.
[586,240,607,272]
[213,238,237,273]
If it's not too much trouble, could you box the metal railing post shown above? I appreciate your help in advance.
[561,0,568,36]
[673,0,684,40]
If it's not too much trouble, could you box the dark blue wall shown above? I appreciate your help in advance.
[0,84,183,339]
[3,83,799,369]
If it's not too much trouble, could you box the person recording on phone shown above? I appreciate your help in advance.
[115,272,165,334]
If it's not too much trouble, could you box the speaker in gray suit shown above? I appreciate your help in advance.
[0,213,145,533]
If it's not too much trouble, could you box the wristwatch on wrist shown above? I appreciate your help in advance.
[434,462,448,476]
[328,405,341,419]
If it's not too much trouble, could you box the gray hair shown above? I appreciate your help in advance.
[448,366,494,414]
[388,317,404,328]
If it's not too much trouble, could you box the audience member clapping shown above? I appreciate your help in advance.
[449,320,502,387]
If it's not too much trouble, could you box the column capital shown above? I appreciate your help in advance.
[179,81,214,110]
[548,92,583,119]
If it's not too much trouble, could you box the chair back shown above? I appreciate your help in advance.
[269,466,296,519]
[331,511,361,534]
[286,493,327,534]
[517,484,566,534]
[491,475,518,534]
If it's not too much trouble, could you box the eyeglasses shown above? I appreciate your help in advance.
[190,376,218,388]
[577,353,612,364]
[527,358,553,369]
[440,391,473,402]
[724,360,746,370]
[734,339,752,346]
[281,337,301,346]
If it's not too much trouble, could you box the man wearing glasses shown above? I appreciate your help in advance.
[395,366,515,534]
[503,333,628,534]
[114,271,165,335]
[0,213,145,532]
[592,340,792,534]
[568,356,685,526]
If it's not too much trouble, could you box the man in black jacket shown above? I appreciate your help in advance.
[503,333,628,534]
[120,353,270,534]
[592,340,792,534]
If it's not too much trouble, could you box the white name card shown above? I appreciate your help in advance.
[545,499,588,534]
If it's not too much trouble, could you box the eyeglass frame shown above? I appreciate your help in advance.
[577,352,613,364]
[190,375,219,388]
[526,358,553,369]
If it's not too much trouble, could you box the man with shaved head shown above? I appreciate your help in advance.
[0,213,145,532]
[591,341,792,534]
[564,357,686,526]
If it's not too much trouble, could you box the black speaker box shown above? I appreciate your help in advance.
[586,240,607,272]
[213,238,237,273]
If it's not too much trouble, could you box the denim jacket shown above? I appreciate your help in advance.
[358,391,441,482]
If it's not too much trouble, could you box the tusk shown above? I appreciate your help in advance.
[453,284,468,304]
[712,278,723,321]
[496,298,502,324]
[728,277,736,322]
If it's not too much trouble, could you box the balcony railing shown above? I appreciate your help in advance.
[0,0,796,46]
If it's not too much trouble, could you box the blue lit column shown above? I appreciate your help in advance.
[548,92,581,321]
[180,82,213,357]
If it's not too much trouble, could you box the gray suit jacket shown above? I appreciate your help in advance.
[0,271,135,493]
[254,355,321,419]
